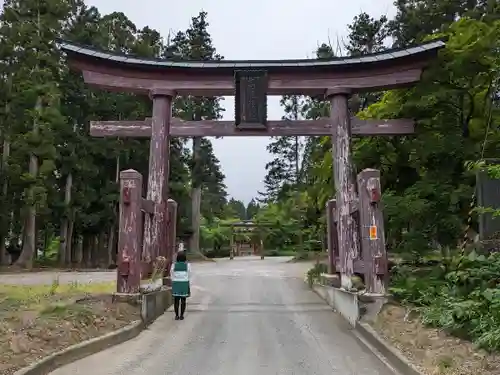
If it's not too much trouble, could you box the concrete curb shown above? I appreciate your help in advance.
[13,320,144,375]
[309,281,423,375]
[353,322,423,375]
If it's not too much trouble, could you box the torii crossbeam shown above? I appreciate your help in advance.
[89,117,415,137]
[59,38,444,291]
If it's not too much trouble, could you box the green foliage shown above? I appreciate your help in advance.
[245,199,260,220]
[224,198,246,220]
[264,249,297,257]
[203,247,231,259]
[306,262,328,287]
[253,191,312,251]
[0,5,228,267]
[248,3,500,354]
[200,217,231,251]
[391,251,500,351]
[34,236,60,267]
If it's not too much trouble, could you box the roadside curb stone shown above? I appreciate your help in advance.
[13,321,144,375]
[308,279,424,375]
[353,322,423,375]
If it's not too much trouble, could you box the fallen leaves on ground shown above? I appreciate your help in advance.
[0,281,139,375]
[371,303,500,375]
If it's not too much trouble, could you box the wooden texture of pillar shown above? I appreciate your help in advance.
[326,199,339,274]
[357,169,388,294]
[142,90,173,268]
[328,88,360,289]
[165,199,177,282]
[90,117,415,137]
[117,169,143,294]
[166,199,178,260]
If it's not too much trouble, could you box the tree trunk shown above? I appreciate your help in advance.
[16,96,42,269]
[58,172,72,266]
[190,136,202,254]
[0,136,11,265]
[190,186,202,253]
[66,211,75,266]
[90,235,96,267]
[106,155,119,266]
[97,230,106,268]
[82,234,91,267]
[74,234,83,268]
[295,136,300,184]
[107,225,116,266]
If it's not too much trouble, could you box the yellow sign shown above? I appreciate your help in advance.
[369,226,377,240]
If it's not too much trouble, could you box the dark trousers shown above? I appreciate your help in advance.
[174,296,186,317]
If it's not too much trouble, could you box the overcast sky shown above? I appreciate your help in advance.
[86,0,396,203]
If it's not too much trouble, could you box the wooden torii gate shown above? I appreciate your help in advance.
[59,39,444,293]
[220,221,271,260]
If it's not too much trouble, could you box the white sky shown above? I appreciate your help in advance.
[73,1,398,202]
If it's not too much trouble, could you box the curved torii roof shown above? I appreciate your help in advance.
[59,39,444,72]
[58,39,445,96]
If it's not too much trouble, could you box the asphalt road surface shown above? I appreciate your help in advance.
[50,257,392,375]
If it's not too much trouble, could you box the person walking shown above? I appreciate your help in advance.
[171,251,191,320]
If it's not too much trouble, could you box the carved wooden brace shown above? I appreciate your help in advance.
[357,168,388,294]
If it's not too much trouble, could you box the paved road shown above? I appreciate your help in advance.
[50,257,391,375]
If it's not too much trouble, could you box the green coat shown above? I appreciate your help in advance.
[171,261,190,297]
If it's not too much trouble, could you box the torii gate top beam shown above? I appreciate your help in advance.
[58,39,444,96]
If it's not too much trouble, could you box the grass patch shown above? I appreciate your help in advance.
[0,279,139,375]
[375,249,500,374]
[390,250,500,351]
[0,280,116,311]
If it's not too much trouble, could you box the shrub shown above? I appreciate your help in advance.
[203,247,230,258]
[306,262,328,286]
[391,250,500,351]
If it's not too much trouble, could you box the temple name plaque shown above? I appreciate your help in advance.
[234,70,268,128]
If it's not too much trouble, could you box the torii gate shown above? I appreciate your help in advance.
[60,39,444,291]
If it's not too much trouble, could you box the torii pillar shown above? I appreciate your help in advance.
[143,89,173,268]
[327,88,359,290]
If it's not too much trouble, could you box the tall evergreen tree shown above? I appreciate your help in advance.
[165,11,226,252]
[245,199,260,220]
[388,0,499,47]
[199,138,227,222]
[346,13,389,111]
[0,3,196,269]
[346,12,388,56]
[1,0,70,267]
[259,95,304,203]
[225,198,246,220]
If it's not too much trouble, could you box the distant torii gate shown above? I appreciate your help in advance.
[60,39,444,293]
[220,221,271,259]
